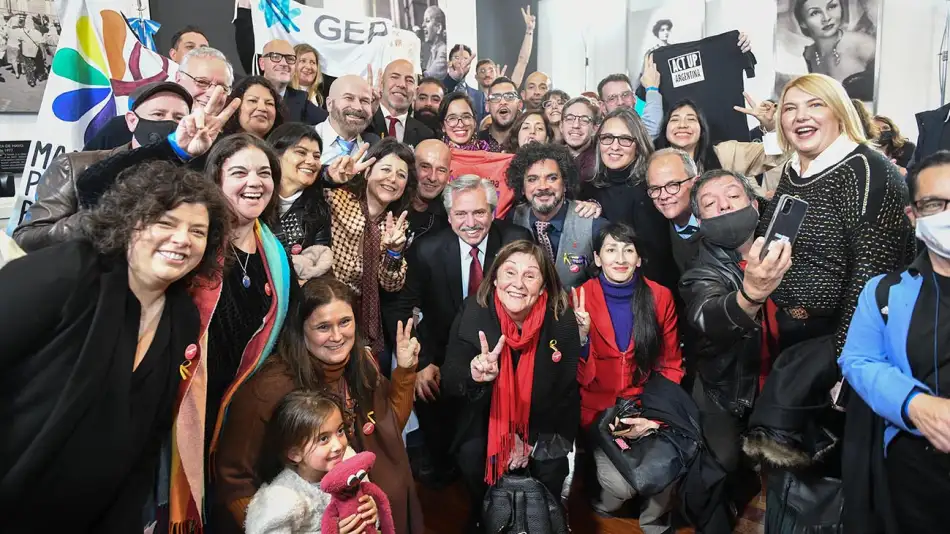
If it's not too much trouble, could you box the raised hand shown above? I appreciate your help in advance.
[448,52,476,81]
[640,54,660,89]
[175,85,241,157]
[471,331,505,383]
[395,319,421,369]
[521,5,536,33]
[499,64,509,78]
[734,92,776,132]
[737,32,752,53]
[381,211,409,253]
[327,142,376,184]
[571,287,590,342]
[743,237,792,304]
[366,63,383,114]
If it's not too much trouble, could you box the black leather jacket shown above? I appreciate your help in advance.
[679,240,766,418]
[275,186,331,256]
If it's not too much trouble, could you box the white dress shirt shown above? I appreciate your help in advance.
[459,235,488,299]
[788,134,860,178]
[381,106,409,143]
[314,120,364,164]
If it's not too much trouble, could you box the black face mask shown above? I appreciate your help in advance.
[133,117,178,146]
[700,204,759,249]
[878,131,894,144]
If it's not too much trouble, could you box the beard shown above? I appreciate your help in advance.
[530,191,563,215]
[330,106,369,138]
[414,107,441,131]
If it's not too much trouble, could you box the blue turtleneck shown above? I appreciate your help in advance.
[599,273,636,350]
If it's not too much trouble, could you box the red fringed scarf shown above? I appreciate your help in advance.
[485,291,549,485]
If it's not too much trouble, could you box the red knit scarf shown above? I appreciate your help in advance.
[486,291,548,485]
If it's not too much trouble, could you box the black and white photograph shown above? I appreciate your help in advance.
[627,0,706,71]
[0,0,60,112]
[374,0,445,79]
[774,0,880,102]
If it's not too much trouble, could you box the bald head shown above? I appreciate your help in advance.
[522,71,551,110]
[415,139,453,201]
[259,39,295,88]
[327,75,373,139]
[382,60,416,115]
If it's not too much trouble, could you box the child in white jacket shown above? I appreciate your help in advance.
[245,391,378,534]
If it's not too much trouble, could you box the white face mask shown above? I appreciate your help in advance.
[916,209,950,260]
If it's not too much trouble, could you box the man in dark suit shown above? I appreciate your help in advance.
[365,59,436,147]
[258,39,328,125]
[385,175,531,486]
[910,102,950,169]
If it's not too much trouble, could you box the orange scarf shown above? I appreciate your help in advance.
[485,292,548,485]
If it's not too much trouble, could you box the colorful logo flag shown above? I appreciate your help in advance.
[5,1,176,233]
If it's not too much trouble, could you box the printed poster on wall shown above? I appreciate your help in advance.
[4,1,176,232]
[373,0,439,77]
[252,0,421,79]
[627,0,706,76]
[773,0,881,103]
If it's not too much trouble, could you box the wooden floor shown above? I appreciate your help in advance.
[417,479,766,534]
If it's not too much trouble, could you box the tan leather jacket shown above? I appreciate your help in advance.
[13,144,129,252]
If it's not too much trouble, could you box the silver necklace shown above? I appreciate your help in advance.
[230,243,252,289]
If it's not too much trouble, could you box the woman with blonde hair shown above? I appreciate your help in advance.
[291,43,325,107]
[755,72,914,355]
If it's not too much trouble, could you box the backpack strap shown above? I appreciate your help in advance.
[874,271,903,324]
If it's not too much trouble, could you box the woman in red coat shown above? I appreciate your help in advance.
[573,222,684,528]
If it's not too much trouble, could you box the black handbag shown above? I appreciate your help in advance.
[765,470,844,534]
[481,473,569,534]
[591,398,694,496]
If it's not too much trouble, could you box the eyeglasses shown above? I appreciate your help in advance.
[179,70,231,94]
[262,52,297,65]
[598,134,636,147]
[487,92,520,103]
[915,197,950,217]
[445,113,475,126]
[542,100,565,110]
[564,114,593,125]
[605,91,634,105]
[647,176,695,199]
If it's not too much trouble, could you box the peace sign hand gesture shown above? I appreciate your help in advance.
[521,5,536,33]
[734,92,776,133]
[471,331,506,383]
[327,143,376,184]
[366,63,383,115]
[381,211,409,253]
[571,287,590,342]
[175,85,241,157]
[395,318,421,369]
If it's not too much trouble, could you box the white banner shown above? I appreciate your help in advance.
[5,1,176,232]
[251,0,421,78]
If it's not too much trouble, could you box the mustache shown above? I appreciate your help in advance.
[342,109,367,119]
[460,225,485,232]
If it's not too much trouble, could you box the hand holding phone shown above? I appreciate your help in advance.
[760,195,808,261]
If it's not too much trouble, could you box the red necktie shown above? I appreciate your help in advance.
[387,116,399,139]
[468,246,483,297]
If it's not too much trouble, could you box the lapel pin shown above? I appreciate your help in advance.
[549,339,562,363]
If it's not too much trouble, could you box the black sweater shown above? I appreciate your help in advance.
[756,143,916,354]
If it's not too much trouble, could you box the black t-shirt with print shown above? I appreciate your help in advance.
[650,30,757,145]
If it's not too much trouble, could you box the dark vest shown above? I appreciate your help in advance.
[512,201,594,289]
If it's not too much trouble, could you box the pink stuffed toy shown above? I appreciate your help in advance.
[320,451,395,534]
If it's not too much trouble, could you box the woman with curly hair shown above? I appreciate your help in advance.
[216,276,423,533]
[873,114,916,169]
[222,75,285,138]
[0,161,230,532]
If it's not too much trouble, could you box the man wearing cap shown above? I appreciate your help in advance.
[14,81,192,252]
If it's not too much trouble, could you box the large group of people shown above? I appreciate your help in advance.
[1,4,947,534]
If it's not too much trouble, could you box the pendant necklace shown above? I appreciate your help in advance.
[815,30,843,67]
[231,243,252,289]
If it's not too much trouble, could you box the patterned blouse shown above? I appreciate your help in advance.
[324,188,407,295]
